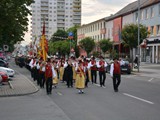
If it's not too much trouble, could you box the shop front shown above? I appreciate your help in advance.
[141,37,160,63]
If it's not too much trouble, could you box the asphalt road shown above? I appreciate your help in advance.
[0,59,160,120]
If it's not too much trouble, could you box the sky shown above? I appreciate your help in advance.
[22,0,137,45]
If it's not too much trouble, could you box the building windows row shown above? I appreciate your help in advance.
[139,6,159,20]
[149,25,160,36]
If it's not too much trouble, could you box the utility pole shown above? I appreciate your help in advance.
[138,0,140,72]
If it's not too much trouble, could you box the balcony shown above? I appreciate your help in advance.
[57,11,65,15]
[73,9,81,12]
[73,4,81,8]
[73,0,81,4]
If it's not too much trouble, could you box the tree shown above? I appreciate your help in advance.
[99,39,113,55]
[122,23,148,68]
[50,29,68,42]
[48,40,71,56]
[0,0,34,51]
[79,37,95,56]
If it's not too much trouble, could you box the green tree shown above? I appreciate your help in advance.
[99,39,113,55]
[49,40,71,56]
[50,29,68,42]
[79,37,95,56]
[122,23,148,67]
[0,0,34,51]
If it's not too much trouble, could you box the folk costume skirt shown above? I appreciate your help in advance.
[75,74,85,89]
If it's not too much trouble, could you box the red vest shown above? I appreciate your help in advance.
[45,63,52,78]
[90,60,97,70]
[99,60,105,71]
[113,62,121,74]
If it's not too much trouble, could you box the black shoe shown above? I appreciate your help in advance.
[114,89,118,92]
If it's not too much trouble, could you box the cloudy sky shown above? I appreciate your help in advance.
[22,0,137,45]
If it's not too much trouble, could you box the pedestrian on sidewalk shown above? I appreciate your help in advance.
[110,57,121,92]
[134,55,138,69]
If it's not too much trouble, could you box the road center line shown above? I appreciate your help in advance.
[148,78,154,82]
[123,93,154,105]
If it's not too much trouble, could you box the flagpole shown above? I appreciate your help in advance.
[138,0,140,72]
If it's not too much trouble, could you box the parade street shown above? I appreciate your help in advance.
[0,59,160,120]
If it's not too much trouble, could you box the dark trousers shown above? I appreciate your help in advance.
[40,72,45,88]
[31,68,34,78]
[113,74,121,91]
[36,69,40,85]
[99,71,106,86]
[46,77,52,94]
[67,76,73,87]
[85,71,89,87]
[91,70,97,84]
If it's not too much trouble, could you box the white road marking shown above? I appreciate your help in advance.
[148,78,154,82]
[123,93,154,105]
[57,92,62,96]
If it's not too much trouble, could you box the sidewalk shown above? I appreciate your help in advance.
[132,63,160,78]
[0,73,39,97]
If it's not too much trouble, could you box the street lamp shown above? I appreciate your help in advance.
[138,0,140,72]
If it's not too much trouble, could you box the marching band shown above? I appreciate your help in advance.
[27,55,120,95]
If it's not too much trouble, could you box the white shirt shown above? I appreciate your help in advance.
[52,66,57,78]
[97,60,108,68]
[110,63,114,77]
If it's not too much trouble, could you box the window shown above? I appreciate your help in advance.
[140,10,144,20]
[159,4,160,15]
[151,26,154,35]
[145,9,149,19]
[135,12,138,22]
[157,25,160,34]
[151,7,154,18]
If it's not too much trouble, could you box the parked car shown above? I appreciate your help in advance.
[0,59,9,67]
[120,60,131,74]
[0,71,8,82]
[0,67,15,78]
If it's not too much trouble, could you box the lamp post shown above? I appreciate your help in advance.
[138,0,140,72]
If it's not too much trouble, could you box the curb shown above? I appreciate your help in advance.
[0,89,39,97]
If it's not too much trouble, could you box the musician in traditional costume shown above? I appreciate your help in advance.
[52,61,59,88]
[29,57,37,81]
[59,58,65,82]
[75,60,85,94]
[97,56,107,87]
[39,61,46,88]
[45,58,56,94]
[89,56,97,84]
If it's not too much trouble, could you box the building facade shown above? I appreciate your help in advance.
[77,0,160,63]
[77,18,106,56]
[31,0,81,40]
[135,2,160,63]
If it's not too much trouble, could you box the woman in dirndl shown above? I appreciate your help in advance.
[59,59,64,82]
[75,60,85,94]
[52,61,58,88]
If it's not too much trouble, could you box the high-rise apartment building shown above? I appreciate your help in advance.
[31,0,81,40]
